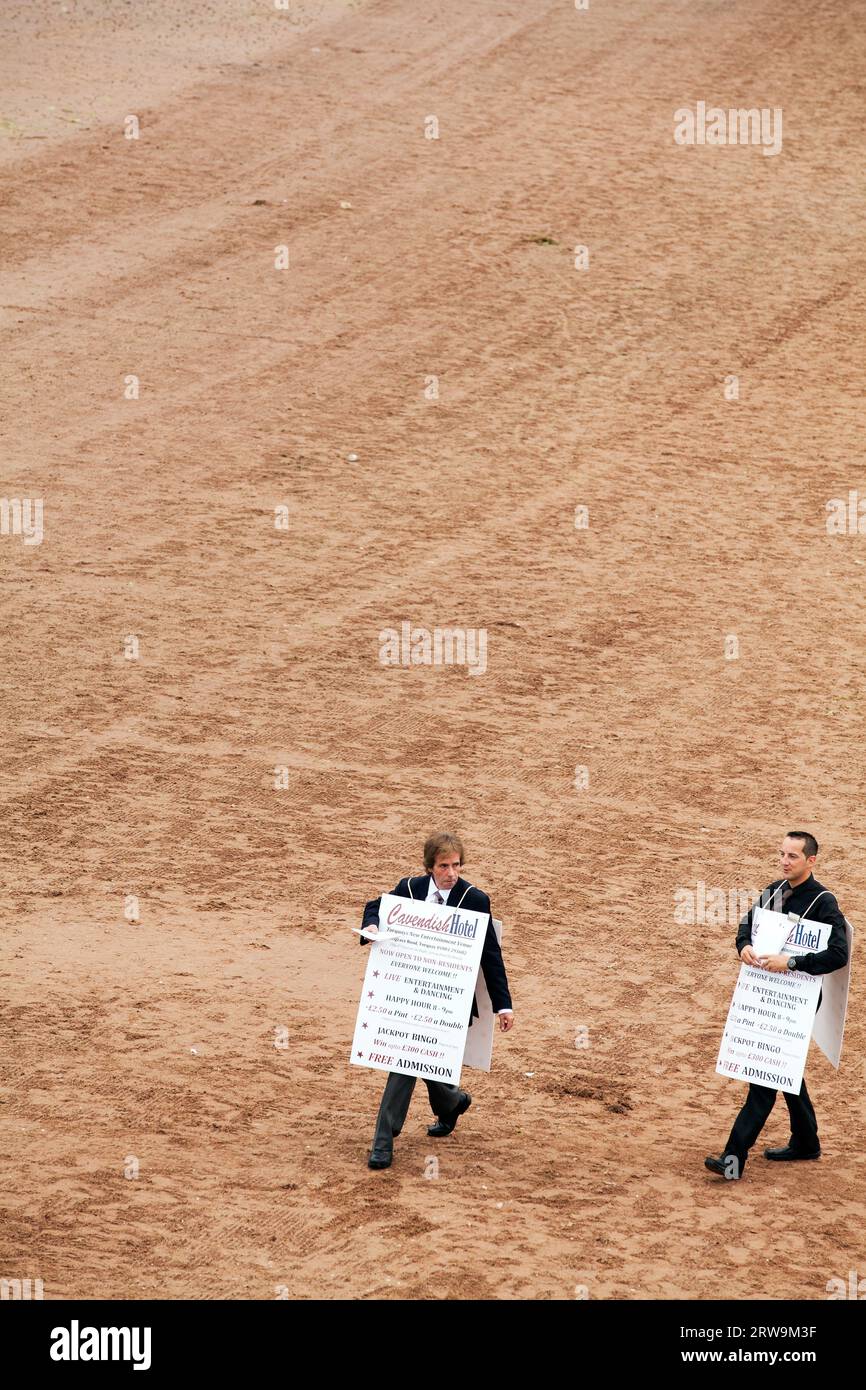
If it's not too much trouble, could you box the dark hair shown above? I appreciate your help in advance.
[423,831,465,871]
[786,830,819,859]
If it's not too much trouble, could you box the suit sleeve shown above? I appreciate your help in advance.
[735,896,763,957]
[735,906,754,958]
[796,895,849,975]
[359,877,410,946]
[478,898,512,1011]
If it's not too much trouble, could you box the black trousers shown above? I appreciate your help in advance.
[371,1072,464,1153]
[724,1075,819,1172]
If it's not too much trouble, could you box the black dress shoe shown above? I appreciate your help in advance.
[704,1154,741,1179]
[367,1149,392,1169]
[764,1145,820,1161]
[427,1092,471,1137]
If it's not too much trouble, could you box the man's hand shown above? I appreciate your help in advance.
[361,923,379,939]
[739,945,760,966]
[498,1011,515,1032]
[760,953,790,973]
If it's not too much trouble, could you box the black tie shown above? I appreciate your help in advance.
[433,891,444,904]
[780,885,793,912]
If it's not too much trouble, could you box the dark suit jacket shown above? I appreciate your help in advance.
[735,875,849,975]
[360,874,512,1024]
[735,873,849,1014]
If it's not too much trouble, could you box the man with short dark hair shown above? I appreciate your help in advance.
[705,831,849,1180]
[358,833,514,1169]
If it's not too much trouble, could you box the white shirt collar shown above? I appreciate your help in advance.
[426,876,450,905]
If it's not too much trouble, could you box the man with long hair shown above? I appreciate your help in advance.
[359,831,514,1170]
